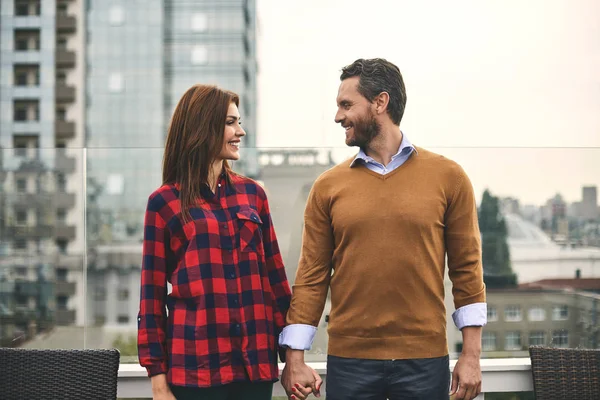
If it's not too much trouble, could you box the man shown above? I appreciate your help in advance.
[279,58,487,400]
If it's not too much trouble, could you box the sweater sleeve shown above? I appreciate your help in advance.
[285,181,333,328]
[445,167,486,310]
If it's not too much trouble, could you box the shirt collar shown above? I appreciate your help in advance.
[350,132,417,167]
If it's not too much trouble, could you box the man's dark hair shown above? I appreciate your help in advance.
[340,58,407,125]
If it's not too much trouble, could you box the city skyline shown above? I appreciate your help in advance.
[256,0,600,205]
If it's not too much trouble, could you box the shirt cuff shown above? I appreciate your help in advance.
[452,302,487,330]
[145,362,168,378]
[278,324,317,350]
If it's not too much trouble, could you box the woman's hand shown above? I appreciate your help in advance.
[151,374,177,400]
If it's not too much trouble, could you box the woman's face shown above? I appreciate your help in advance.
[217,102,246,161]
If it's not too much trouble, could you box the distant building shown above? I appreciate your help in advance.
[582,186,598,221]
[0,0,85,343]
[520,278,600,294]
[504,213,600,284]
[501,197,521,215]
[484,288,600,357]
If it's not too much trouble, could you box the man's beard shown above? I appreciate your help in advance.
[347,112,381,149]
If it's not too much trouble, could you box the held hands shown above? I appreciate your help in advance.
[281,360,322,399]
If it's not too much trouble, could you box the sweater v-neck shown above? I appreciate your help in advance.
[353,149,418,180]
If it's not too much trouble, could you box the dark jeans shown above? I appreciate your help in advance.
[170,381,273,400]
[326,355,450,400]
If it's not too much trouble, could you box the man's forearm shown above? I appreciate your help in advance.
[461,326,482,356]
[286,348,306,364]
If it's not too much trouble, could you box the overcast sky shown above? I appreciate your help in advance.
[255,0,600,205]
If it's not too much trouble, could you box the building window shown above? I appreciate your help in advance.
[191,13,208,32]
[13,135,39,158]
[482,332,496,351]
[57,2,68,16]
[14,29,40,51]
[108,73,124,93]
[94,315,106,326]
[529,331,546,346]
[117,315,130,324]
[56,107,67,121]
[94,287,106,301]
[14,266,27,277]
[552,330,569,348]
[56,173,67,192]
[56,71,67,85]
[528,307,546,322]
[109,5,125,26]
[56,295,68,310]
[191,46,208,65]
[118,289,129,301]
[15,210,27,225]
[16,178,27,193]
[15,0,40,16]
[487,306,498,322]
[14,100,39,122]
[56,238,68,254]
[504,305,522,322]
[56,268,68,282]
[505,331,522,351]
[14,64,39,86]
[56,209,67,224]
[14,142,27,157]
[14,239,27,250]
[552,305,569,321]
[56,37,68,50]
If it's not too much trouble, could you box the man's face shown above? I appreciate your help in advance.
[334,77,381,148]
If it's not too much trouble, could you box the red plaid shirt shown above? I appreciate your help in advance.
[137,172,291,388]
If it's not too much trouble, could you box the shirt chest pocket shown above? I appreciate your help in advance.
[236,207,264,254]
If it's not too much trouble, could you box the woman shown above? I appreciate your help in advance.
[137,84,292,400]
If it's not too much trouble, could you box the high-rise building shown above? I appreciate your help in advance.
[0,0,85,341]
[84,0,258,328]
[582,186,598,221]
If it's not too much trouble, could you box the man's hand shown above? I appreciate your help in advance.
[281,349,322,399]
[450,353,482,400]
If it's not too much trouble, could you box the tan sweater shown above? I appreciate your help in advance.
[287,147,486,359]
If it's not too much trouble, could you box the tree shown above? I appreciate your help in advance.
[478,190,517,288]
[112,334,138,357]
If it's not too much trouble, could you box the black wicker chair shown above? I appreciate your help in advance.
[0,348,120,400]
[529,346,600,400]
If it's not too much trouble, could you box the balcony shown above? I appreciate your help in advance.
[55,151,76,173]
[55,120,75,139]
[55,223,76,240]
[55,50,76,68]
[54,309,75,326]
[56,15,76,33]
[55,83,76,103]
[55,192,76,209]
[116,359,533,399]
[14,280,39,297]
[54,253,83,270]
[7,224,54,239]
[55,281,75,297]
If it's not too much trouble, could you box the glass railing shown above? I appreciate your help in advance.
[1,145,599,371]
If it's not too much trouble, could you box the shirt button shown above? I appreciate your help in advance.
[229,273,235,279]
[222,224,227,229]
[218,183,222,188]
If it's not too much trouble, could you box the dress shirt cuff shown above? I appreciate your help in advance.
[452,302,487,330]
[278,324,317,350]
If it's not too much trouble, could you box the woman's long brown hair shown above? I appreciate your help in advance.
[162,84,240,222]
